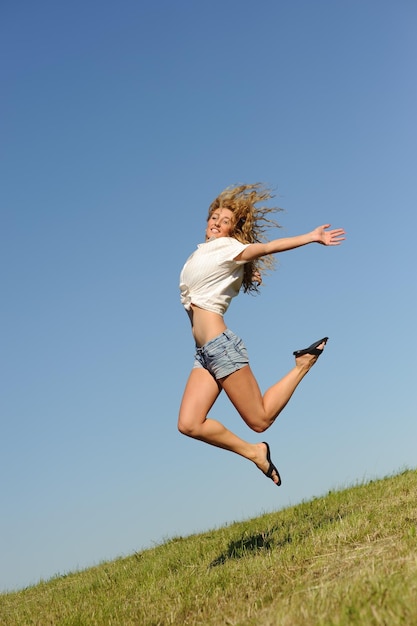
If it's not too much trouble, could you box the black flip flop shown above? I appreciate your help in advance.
[263,442,281,486]
[293,337,329,357]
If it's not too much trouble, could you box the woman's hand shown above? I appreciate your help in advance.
[313,224,346,246]
[252,269,262,285]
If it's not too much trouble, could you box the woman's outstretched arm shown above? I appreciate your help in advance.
[236,224,345,262]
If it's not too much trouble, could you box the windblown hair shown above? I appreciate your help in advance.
[208,183,283,293]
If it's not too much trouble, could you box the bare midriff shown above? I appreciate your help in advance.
[187,304,227,347]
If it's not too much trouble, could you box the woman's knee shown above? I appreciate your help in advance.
[177,418,188,435]
[250,423,268,434]
[244,414,270,434]
[178,418,199,437]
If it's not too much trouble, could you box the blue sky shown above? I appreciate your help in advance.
[1,0,416,592]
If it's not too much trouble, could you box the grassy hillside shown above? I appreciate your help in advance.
[1,469,416,626]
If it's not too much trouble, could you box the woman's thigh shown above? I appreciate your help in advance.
[220,365,265,429]
[178,368,222,430]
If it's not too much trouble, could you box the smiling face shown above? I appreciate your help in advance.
[205,208,234,240]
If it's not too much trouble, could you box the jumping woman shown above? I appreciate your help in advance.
[178,183,345,486]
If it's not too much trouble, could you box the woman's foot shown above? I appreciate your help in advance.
[294,337,328,370]
[253,442,281,486]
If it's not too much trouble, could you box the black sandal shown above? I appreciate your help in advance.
[263,442,281,486]
[293,337,328,357]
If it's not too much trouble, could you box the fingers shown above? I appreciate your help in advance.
[252,270,262,285]
[328,231,346,245]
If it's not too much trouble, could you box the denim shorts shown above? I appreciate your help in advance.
[193,329,249,380]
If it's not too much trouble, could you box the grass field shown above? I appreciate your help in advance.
[1,469,416,625]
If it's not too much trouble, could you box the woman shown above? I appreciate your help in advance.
[178,184,345,486]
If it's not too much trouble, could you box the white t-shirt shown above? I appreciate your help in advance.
[179,237,250,315]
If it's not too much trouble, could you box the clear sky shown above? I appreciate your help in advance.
[1,0,416,592]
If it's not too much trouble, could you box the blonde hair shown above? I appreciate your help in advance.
[208,183,283,293]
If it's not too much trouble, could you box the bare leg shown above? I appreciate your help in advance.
[221,350,322,433]
[178,343,326,485]
[178,368,280,483]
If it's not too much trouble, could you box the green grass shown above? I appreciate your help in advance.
[1,469,416,625]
